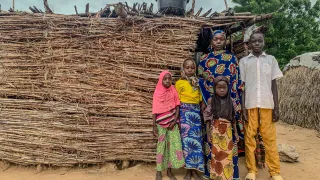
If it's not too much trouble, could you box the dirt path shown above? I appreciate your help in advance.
[1,121,319,180]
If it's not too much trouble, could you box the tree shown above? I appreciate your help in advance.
[232,0,320,68]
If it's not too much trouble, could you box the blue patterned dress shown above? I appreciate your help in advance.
[180,103,205,172]
[198,50,243,179]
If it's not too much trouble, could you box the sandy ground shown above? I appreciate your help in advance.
[0,121,319,180]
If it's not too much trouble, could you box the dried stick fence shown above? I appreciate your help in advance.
[0,12,270,166]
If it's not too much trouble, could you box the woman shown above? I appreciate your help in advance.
[198,30,243,179]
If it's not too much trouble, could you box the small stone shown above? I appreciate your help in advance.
[278,144,299,163]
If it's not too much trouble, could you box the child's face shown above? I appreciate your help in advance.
[183,60,196,77]
[211,34,226,51]
[215,81,228,97]
[162,74,172,88]
[250,33,265,53]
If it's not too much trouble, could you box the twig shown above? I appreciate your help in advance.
[85,3,89,16]
[132,3,138,12]
[95,5,109,18]
[195,7,203,17]
[33,6,41,13]
[201,8,212,17]
[148,3,153,12]
[74,5,78,15]
[224,0,228,11]
[125,2,130,11]
[43,0,53,14]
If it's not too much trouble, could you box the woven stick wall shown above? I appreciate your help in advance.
[0,12,266,166]
[278,67,320,132]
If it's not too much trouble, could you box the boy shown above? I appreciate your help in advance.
[239,31,283,180]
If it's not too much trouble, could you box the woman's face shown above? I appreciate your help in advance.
[215,81,228,97]
[211,33,226,51]
[162,74,172,88]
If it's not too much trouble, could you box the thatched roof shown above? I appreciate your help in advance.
[0,10,271,166]
[279,53,320,132]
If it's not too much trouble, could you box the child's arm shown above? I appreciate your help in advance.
[232,106,239,142]
[272,79,280,122]
[241,83,248,122]
[153,114,157,137]
[239,59,247,122]
[169,106,180,130]
[203,102,213,140]
[233,122,239,142]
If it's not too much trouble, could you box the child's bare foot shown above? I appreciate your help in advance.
[156,171,162,180]
[184,169,192,180]
[167,168,177,180]
[191,170,203,180]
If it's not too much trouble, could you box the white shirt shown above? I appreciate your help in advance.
[239,53,283,109]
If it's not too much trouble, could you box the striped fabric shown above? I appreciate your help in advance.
[156,108,176,128]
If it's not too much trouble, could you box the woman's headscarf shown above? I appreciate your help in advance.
[210,30,226,42]
[211,76,234,121]
[209,30,227,52]
[152,70,180,114]
[181,60,199,91]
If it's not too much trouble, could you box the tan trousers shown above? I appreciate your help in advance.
[245,108,280,176]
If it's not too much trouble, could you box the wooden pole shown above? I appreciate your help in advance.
[224,0,228,10]
[74,5,78,15]
[86,3,89,16]
[44,0,53,14]
[12,0,15,11]
[195,7,203,17]
[201,8,212,17]
[190,0,195,16]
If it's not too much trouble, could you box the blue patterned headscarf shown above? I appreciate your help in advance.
[210,30,226,41]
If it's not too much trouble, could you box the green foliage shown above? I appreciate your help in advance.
[232,0,320,68]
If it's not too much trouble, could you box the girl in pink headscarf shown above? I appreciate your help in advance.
[153,70,185,180]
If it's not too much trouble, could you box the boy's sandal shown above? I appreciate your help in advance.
[245,173,256,180]
[270,175,284,180]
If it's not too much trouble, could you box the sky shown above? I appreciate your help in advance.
[0,0,236,14]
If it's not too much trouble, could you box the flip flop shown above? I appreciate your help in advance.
[270,175,284,180]
[245,173,256,180]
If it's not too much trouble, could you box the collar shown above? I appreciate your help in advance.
[248,52,267,58]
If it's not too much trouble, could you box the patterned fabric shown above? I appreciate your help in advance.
[210,119,236,180]
[179,103,204,172]
[156,108,177,128]
[198,50,243,179]
[210,30,226,41]
[156,124,185,171]
[255,132,266,169]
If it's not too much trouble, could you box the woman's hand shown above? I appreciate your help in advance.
[234,133,240,143]
[207,130,212,141]
[207,98,212,105]
[201,101,207,114]
[206,121,212,141]
[242,108,248,122]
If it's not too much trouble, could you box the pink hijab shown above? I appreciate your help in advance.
[152,70,180,114]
